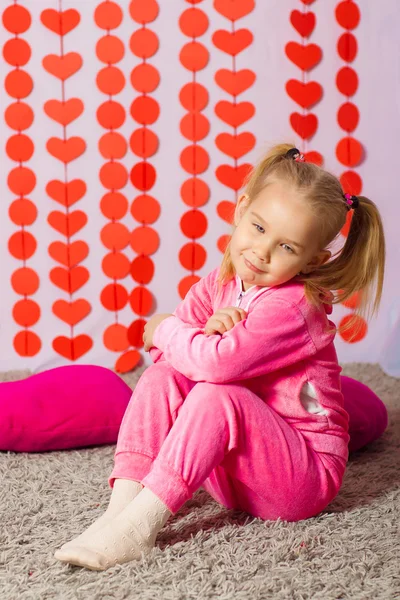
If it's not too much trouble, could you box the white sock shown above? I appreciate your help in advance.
[59,479,143,551]
[54,487,172,570]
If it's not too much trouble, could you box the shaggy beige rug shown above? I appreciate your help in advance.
[0,363,399,600]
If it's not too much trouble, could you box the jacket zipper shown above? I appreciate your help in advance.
[236,290,244,307]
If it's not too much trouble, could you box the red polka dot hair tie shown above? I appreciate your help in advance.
[285,147,305,162]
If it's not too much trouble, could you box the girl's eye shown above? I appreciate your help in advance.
[253,223,264,233]
[282,244,294,253]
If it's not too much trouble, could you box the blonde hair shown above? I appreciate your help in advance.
[217,142,386,341]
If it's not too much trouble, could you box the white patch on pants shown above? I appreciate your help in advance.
[300,381,329,415]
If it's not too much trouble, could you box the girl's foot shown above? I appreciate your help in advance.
[58,479,143,551]
[54,487,172,570]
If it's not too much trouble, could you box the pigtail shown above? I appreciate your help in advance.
[303,196,386,340]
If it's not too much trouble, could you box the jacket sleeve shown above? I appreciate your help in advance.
[149,272,214,364]
[152,296,318,383]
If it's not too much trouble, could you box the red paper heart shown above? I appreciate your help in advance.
[290,113,318,140]
[285,42,322,71]
[50,266,89,293]
[44,99,84,126]
[215,132,255,158]
[290,10,316,38]
[46,180,86,207]
[304,151,323,166]
[52,299,91,326]
[42,53,82,81]
[48,210,87,237]
[214,0,255,21]
[48,240,89,268]
[53,335,93,360]
[40,9,80,35]
[47,137,86,164]
[213,29,253,56]
[216,164,252,191]
[286,80,322,108]
[215,101,255,127]
[300,0,316,5]
[217,200,236,224]
[215,69,256,96]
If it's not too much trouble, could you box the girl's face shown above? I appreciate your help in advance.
[230,180,331,291]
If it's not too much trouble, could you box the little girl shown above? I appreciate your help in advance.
[54,143,386,571]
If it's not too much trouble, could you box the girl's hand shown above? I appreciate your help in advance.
[204,307,247,336]
[143,313,174,351]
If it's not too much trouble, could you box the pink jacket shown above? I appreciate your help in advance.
[150,266,350,462]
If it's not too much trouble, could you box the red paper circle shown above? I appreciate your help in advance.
[130,96,160,125]
[101,283,128,310]
[6,134,34,162]
[339,314,367,343]
[11,267,39,295]
[181,178,209,208]
[180,82,208,111]
[180,146,209,174]
[129,286,153,316]
[130,255,155,284]
[8,166,36,195]
[9,231,36,260]
[97,100,125,129]
[180,42,209,71]
[130,29,159,59]
[102,252,131,279]
[9,198,37,226]
[335,1,360,30]
[337,32,357,62]
[130,194,160,224]
[2,4,31,34]
[101,222,130,250]
[337,102,359,132]
[5,102,34,130]
[13,299,40,327]
[5,69,33,99]
[179,242,207,270]
[3,38,31,66]
[180,210,208,238]
[130,226,159,255]
[99,131,127,159]
[14,331,41,357]
[130,128,158,158]
[96,66,125,95]
[129,0,159,24]
[104,323,129,351]
[336,67,358,96]
[96,35,125,64]
[130,162,156,191]
[99,161,128,190]
[94,1,123,30]
[179,8,208,37]
[180,113,210,141]
[130,64,160,93]
[100,191,128,219]
[336,137,363,167]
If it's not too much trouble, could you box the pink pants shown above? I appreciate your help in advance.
[109,362,387,522]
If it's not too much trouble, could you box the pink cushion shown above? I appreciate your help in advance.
[0,365,132,452]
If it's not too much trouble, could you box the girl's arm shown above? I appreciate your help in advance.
[149,272,214,364]
[152,296,323,383]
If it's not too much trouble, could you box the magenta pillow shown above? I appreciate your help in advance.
[0,365,132,452]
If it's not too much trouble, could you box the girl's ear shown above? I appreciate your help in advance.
[301,249,331,274]
[234,194,250,226]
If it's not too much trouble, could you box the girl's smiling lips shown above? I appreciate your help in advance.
[244,258,264,273]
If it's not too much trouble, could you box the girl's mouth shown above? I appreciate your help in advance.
[244,258,264,274]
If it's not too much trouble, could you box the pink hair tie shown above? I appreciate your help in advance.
[344,192,359,211]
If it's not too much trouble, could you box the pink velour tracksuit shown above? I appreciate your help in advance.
[108,267,386,522]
